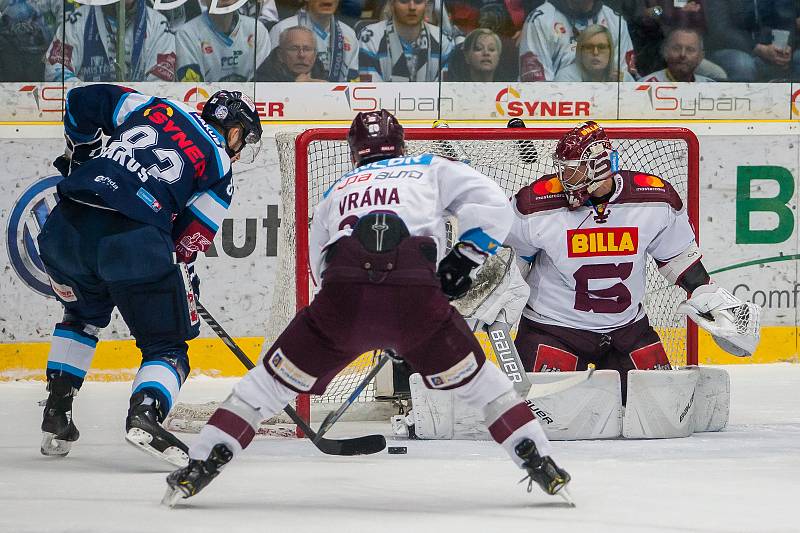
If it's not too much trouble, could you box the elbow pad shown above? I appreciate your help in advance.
[657,243,709,292]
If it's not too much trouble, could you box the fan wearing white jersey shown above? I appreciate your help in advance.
[163,110,571,505]
[175,0,270,82]
[504,121,760,401]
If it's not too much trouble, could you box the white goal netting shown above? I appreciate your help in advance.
[267,127,700,412]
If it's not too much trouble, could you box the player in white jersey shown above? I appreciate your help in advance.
[504,121,760,401]
[176,2,270,82]
[519,0,635,81]
[162,110,571,506]
[268,0,359,82]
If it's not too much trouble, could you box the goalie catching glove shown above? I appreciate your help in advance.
[677,284,761,357]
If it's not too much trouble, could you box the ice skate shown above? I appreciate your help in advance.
[40,376,80,457]
[125,392,189,467]
[515,438,574,506]
[162,443,233,507]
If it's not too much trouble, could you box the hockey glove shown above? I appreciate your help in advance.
[54,133,103,177]
[437,244,479,300]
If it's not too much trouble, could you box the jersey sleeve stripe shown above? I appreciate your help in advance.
[188,194,226,232]
[460,227,502,255]
[205,189,230,209]
[113,94,155,127]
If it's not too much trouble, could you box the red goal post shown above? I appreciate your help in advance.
[283,126,700,426]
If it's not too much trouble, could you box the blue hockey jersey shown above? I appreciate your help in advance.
[58,84,233,263]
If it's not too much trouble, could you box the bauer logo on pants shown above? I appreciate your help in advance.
[6,175,63,297]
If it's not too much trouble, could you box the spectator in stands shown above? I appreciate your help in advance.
[640,27,712,81]
[446,28,509,81]
[705,0,799,81]
[256,25,327,81]
[605,0,725,80]
[44,0,175,82]
[555,24,633,80]
[176,0,270,82]
[0,0,53,81]
[359,0,454,81]
[519,0,636,81]
[269,0,359,81]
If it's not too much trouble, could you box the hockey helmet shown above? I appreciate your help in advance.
[348,110,405,166]
[201,90,263,163]
[552,121,617,209]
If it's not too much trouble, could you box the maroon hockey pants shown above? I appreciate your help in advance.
[515,316,671,402]
[263,236,487,394]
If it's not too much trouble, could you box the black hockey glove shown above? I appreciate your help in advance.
[437,244,480,300]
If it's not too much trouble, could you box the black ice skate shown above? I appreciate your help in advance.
[40,376,80,457]
[162,443,233,507]
[125,392,189,467]
[515,438,574,506]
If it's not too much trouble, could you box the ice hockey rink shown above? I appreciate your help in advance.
[0,364,797,533]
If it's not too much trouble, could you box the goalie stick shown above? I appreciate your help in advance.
[195,302,387,456]
[485,321,594,399]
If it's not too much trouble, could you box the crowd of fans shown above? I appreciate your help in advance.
[0,0,797,82]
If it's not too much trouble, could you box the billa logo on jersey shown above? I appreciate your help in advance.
[532,177,563,196]
[633,173,664,188]
[567,227,638,257]
[494,87,590,118]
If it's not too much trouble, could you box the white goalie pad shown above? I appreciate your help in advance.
[526,370,622,440]
[409,373,489,440]
[687,366,730,433]
[409,370,622,440]
[677,284,761,357]
[623,369,699,439]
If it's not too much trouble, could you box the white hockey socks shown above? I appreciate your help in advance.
[456,363,553,465]
[190,364,297,460]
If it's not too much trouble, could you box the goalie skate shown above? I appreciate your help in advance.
[162,443,233,507]
[125,393,189,467]
[40,376,80,457]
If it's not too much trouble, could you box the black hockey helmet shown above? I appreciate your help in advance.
[201,90,263,162]
[348,110,405,166]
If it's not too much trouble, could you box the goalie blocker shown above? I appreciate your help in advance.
[409,367,729,440]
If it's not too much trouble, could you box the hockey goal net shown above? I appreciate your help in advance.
[267,126,700,425]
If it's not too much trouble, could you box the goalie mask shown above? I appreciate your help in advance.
[553,121,617,209]
[348,109,405,167]
[201,91,263,163]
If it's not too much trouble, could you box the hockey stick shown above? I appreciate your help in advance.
[195,302,386,456]
[314,350,392,442]
[485,321,595,399]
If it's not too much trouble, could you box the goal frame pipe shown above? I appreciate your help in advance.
[293,127,701,425]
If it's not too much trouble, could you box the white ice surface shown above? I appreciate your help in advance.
[1,364,799,533]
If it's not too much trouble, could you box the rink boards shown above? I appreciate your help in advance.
[1,125,799,379]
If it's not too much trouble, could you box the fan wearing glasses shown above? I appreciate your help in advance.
[257,26,328,82]
[555,25,634,81]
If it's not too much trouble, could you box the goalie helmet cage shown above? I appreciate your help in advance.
[272,127,700,429]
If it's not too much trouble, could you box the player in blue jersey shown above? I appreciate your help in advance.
[37,84,262,466]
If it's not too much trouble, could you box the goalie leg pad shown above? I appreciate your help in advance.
[526,370,622,440]
[689,366,730,432]
[622,369,699,439]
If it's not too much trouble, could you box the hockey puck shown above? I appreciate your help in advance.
[388,446,407,454]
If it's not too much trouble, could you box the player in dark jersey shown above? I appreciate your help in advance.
[37,84,262,466]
